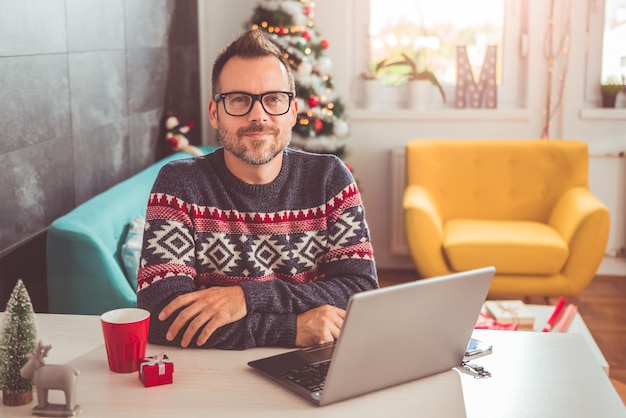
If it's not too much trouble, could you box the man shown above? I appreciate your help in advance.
[137,29,377,350]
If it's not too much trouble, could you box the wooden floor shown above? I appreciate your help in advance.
[378,270,626,404]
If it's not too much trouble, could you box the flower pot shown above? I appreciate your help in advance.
[363,79,382,110]
[2,389,33,406]
[616,91,626,108]
[407,80,430,110]
[601,92,618,108]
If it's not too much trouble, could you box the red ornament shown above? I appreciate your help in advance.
[304,6,313,17]
[167,136,180,147]
[320,39,329,49]
[302,30,311,41]
[308,96,320,107]
[314,119,324,132]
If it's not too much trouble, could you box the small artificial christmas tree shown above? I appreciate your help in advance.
[0,279,38,406]
[247,0,350,158]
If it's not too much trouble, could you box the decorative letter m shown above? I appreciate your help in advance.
[455,45,497,108]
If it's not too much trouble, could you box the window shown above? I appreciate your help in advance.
[586,0,626,106]
[364,0,527,109]
[601,0,626,84]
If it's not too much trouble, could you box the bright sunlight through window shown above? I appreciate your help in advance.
[602,0,626,84]
[369,0,505,86]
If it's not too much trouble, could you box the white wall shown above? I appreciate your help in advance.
[199,0,626,273]
[198,0,257,145]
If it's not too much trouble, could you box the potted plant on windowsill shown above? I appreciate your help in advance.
[360,58,388,110]
[386,52,446,109]
[600,76,624,108]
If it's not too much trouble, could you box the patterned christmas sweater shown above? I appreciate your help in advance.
[137,147,378,350]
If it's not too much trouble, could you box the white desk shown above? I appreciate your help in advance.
[526,304,610,374]
[1,314,624,417]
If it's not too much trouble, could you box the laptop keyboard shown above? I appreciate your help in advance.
[281,360,331,393]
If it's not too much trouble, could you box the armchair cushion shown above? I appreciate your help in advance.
[443,219,568,274]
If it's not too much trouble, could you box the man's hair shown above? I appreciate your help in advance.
[212,29,295,96]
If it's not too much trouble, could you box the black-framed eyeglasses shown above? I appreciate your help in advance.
[213,91,294,117]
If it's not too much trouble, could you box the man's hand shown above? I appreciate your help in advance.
[158,286,247,348]
[295,305,345,347]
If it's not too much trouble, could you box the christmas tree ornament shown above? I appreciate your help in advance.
[0,279,38,406]
[308,96,320,107]
[164,113,205,157]
[248,0,349,157]
[297,61,313,77]
[333,120,350,138]
[315,56,332,74]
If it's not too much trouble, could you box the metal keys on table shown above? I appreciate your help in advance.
[459,361,492,379]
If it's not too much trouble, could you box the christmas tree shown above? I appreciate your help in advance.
[0,279,38,406]
[247,0,349,158]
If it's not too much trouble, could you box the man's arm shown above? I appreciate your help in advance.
[136,208,352,349]
[240,271,377,315]
[139,282,345,349]
[240,199,379,315]
[138,281,297,349]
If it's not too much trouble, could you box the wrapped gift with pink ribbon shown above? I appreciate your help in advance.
[484,300,535,330]
[138,353,174,387]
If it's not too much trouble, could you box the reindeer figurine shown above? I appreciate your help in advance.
[20,341,80,417]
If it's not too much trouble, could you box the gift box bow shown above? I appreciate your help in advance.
[488,301,532,325]
[140,353,172,375]
[497,301,523,316]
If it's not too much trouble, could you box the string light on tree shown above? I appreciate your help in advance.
[248,0,349,157]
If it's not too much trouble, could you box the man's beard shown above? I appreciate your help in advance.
[218,121,291,165]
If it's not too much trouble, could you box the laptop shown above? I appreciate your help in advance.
[248,266,495,406]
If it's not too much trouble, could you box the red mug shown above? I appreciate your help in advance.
[101,308,150,373]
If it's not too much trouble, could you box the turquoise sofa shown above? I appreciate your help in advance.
[47,146,216,315]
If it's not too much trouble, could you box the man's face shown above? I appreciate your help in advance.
[209,56,298,166]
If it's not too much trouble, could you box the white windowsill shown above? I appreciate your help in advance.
[349,108,531,121]
[579,108,626,120]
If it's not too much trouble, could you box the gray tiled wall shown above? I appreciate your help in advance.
[0,0,201,254]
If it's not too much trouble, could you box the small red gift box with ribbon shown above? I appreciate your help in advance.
[138,353,174,387]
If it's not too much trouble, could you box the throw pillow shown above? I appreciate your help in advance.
[121,216,145,289]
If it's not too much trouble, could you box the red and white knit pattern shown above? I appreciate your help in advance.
[138,184,374,291]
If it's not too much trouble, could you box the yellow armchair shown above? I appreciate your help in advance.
[403,139,610,296]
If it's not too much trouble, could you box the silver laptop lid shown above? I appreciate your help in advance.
[319,266,495,406]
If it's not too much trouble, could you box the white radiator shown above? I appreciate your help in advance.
[389,148,626,258]
[589,152,626,258]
